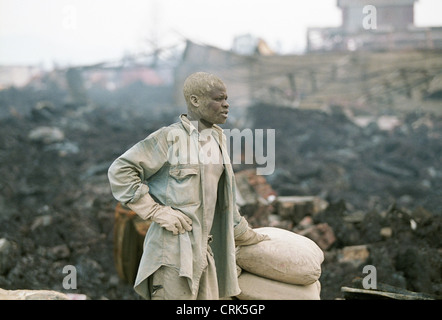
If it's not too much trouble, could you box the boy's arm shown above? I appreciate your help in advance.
[233,209,270,246]
[108,130,192,234]
[107,132,166,212]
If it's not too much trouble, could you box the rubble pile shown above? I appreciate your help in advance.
[0,98,164,299]
[0,86,440,299]
[247,103,442,214]
[237,170,441,299]
[315,201,441,299]
[237,104,442,299]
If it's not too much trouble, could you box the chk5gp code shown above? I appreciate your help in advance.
[176,304,265,317]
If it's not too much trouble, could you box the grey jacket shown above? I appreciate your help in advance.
[108,115,248,299]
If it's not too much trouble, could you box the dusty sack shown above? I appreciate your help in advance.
[236,271,321,300]
[236,227,324,285]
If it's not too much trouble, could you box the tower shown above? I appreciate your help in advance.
[337,0,417,34]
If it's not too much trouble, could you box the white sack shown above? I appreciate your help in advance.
[236,271,321,300]
[236,227,324,285]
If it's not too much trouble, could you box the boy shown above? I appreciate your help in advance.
[108,72,268,299]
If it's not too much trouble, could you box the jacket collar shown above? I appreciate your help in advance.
[179,114,224,136]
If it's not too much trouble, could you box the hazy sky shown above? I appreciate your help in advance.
[0,0,441,67]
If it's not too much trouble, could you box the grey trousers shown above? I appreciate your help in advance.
[147,248,219,300]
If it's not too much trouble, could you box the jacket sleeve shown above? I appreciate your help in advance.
[231,171,270,246]
[233,206,249,238]
[230,174,254,239]
[234,212,270,246]
[107,129,169,219]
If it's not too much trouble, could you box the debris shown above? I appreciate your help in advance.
[275,196,328,224]
[297,215,314,228]
[248,104,442,214]
[376,115,401,131]
[296,223,336,251]
[337,245,370,268]
[0,239,19,275]
[30,215,53,231]
[49,244,70,260]
[267,213,293,229]
[342,211,365,223]
[235,169,276,227]
[379,227,392,238]
[0,76,441,300]
[410,219,417,230]
[342,281,441,300]
[65,293,88,300]
[235,169,277,205]
[0,288,71,300]
[28,126,65,144]
[44,141,79,156]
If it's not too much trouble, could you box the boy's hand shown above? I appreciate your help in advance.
[152,207,193,235]
[235,227,270,246]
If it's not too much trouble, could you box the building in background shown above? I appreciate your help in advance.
[232,34,276,56]
[174,39,442,120]
[0,65,43,90]
[307,0,442,52]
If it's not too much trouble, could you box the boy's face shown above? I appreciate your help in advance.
[197,84,229,126]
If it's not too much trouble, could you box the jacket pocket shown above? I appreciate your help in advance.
[167,165,201,207]
[169,165,199,180]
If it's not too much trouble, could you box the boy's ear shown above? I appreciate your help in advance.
[190,95,199,108]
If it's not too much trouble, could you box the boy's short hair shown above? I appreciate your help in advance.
[183,72,225,107]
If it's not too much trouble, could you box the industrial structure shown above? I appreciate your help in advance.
[307,0,442,52]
